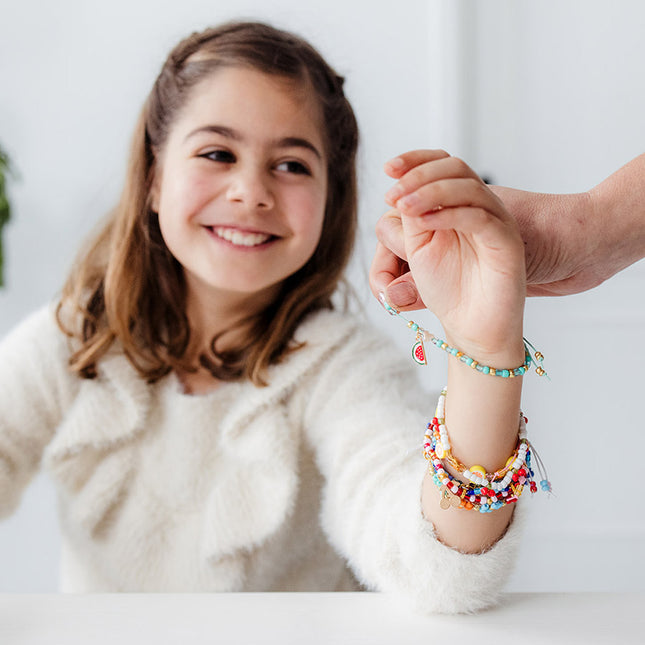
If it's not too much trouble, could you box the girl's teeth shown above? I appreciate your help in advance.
[213,227,271,247]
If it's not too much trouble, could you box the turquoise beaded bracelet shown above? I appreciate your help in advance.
[378,293,548,378]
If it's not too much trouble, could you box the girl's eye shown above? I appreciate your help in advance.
[200,149,236,163]
[276,160,311,176]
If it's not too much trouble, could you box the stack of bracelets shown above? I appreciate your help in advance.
[379,293,552,512]
[425,389,551,513]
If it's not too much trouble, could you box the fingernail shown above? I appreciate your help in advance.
[385,156,404,170]
[384,185,402,204]
[398,192,419,208]
[387,283,417,307]
[378,291,398,315]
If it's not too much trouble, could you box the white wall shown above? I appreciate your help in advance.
[1,0,644,594]
[463,0,645,592]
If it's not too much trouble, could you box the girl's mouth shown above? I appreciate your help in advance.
[207,226,275,247]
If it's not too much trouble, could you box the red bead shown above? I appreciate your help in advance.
[512,473,519,482]
[518,468,526,477]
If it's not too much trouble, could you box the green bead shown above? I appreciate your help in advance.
[482,366,490,374]
[500,369,510,378]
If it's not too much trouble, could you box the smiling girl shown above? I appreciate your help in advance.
[0,21,534,613]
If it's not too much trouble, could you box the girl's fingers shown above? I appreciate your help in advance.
[385,156,483,207]
[369,242,425,310]
[384,275,425,311]
[369,241,406,297]
[401,205,522,258]
[384,149,451,180]
[375,209,407,261]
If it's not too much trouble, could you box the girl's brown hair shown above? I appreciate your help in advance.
[57,21,359,386]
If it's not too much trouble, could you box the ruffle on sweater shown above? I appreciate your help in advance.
[44,310,358,566]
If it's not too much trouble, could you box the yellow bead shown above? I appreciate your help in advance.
[470,465,487,478]
[455,351,463,358]
[490,368,496,376]
[536,367,545,376]
[470,361,478,369]
[407,321,414,328]
[505,456,515,469]
[535,352,544,361]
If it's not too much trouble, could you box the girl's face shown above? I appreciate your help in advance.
[151,66,328,310]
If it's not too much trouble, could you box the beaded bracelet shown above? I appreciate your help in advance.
[428,389,530,487]
[424,389,552,513]
[378,292,548,378]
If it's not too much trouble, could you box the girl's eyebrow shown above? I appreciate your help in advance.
[185,124,322,160]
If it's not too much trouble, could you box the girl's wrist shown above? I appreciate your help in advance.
[443,331,526,368]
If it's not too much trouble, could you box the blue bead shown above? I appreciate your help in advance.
[482,366,490,374]
[411,323,419,332]
[464,357,473,365]
[501,369,509,378]
[450,348,458,355]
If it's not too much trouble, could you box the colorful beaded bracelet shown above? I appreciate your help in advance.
[428,390,531,488]
[424,389,552,513]
[378,292,548,378]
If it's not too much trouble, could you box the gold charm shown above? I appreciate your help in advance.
[439,485,461,510]
[439,486,451,510]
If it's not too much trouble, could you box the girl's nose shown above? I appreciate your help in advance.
[226,166,274,210]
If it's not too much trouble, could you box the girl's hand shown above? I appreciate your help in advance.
[370,150,526,358]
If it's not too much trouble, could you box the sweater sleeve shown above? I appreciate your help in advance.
[0,305,80,518]
[301,319,525,614]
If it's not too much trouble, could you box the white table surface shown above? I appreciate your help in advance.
[1,592,643,645]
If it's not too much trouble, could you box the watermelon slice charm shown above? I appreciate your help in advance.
[412,339,427,365]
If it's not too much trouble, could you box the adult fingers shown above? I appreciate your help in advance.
[396,178,493,219]
[383,149,451,181]
[385,155,480,207]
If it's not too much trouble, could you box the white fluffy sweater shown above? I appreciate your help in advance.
[0,305,523,613]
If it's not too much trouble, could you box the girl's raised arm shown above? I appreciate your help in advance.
[371,149,531,552]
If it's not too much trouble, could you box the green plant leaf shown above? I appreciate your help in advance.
[0,144,12,288]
